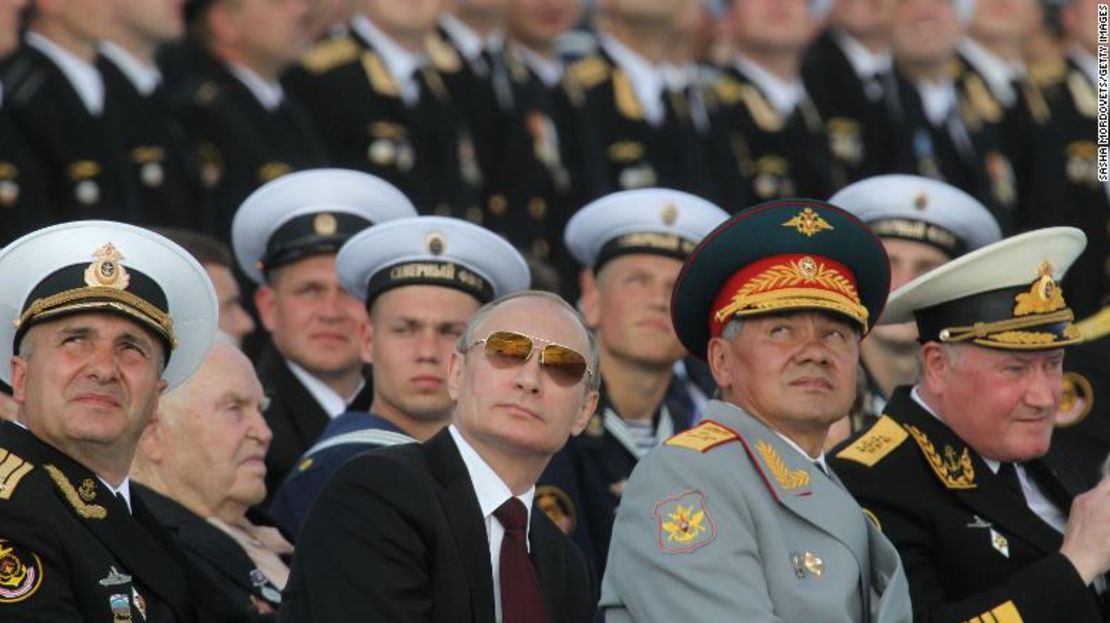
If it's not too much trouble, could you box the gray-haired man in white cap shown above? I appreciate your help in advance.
[0,221,232,621]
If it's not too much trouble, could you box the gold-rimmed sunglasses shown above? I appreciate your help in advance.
[468,330,593,385]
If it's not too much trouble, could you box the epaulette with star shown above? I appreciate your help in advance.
[300,36,360,74]
[664,420,740,453]
[835,415,909,467]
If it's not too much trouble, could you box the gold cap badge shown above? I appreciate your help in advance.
[84,243,130,290]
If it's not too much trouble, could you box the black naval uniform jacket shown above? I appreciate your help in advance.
[0,422,248,622]
[0,86,49,244]
[711,64,841,207]
[1,45,135,223]
[537,381,694,574]
[282,30,484,219]
[885,67,1019,233]
[279,427,597,622]
[559,48,721,208]
[167,44,327,241]
[1026,57,1110,319]
[831,387,1105,622]
[802,31,895,184]
[255,343,372,501]
[99,56,202,231]
[133,484,282,616]
[1049,313,1110,485]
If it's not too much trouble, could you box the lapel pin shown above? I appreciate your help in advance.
[990,528,1010,558]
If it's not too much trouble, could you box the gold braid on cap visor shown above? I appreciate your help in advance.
[937,309,1082,349]
[15,287,177,349]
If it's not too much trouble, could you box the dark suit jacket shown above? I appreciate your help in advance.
[0,422,248,622]
[832,387,1105,622]
[279,428,597,622]
[134,484,282,617]
[255,343,372,499]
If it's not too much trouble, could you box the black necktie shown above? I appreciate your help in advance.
[996,462,1026,504]
[494,498,550,623]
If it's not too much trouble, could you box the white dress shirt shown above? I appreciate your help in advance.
[600,34,667,127]
[734,54,807,118]
[352,14,427,106]
[99,41,162,97]
[228,63,285,112]
[285,360,363,419]
[25,31,105,116]
[448,425,535,623]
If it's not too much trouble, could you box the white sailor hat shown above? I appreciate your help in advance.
[337,216,531,306]
[829,174,1001,257]
[0,221,217,391]
[565,188,730,270]
[232,168,418,284]
[882,227,1087,350]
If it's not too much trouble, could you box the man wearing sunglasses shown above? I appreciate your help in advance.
[536,188,728,572]
[600,199,912,621]
[282,289,599,622]
[269,215,531,535]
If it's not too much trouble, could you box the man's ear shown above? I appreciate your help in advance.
[570,389,600,436]
[138,412,168,463]
[254,285,279,333]
[10,356,28,405]
[578,268,601,329]
[919,342,948,396]
[447,350,464,401]
[360,321,375,365]
[706,337,733,391]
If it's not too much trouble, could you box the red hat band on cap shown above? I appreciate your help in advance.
[708,253,869,339]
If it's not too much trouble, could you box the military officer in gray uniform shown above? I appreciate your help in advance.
[600,199,912,622]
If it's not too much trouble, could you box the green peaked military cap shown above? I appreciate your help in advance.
[671,198,891,360]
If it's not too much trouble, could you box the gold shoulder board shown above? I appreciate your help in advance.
[301,36,360,74]
[835,415,908,467]
[1028,58,1067,89]
[0,448,34,500]
[714,76,743,106]
[665,420,740,453]
[425,35,463,74]
[567,56,610,90]
[738,84,783,132]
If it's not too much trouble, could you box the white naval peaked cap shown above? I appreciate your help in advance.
[0,221,217,391]
[829,174,1002,257]
[232,168,418,284]
[337,216,531,305]
[564,188,730,269]
[882,227,1087,350]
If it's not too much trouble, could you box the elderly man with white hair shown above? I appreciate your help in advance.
[132,341,290,616]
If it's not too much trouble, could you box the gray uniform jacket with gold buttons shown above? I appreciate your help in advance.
[600,399,911,622]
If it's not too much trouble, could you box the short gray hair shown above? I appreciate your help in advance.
[457,290,601,393]
[720,317,745,342]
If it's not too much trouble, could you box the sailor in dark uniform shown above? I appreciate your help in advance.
[0,17,48,245]
[537,188,728,572]
[885,0,1020,231]
[957,0,1053,234]
[713,0,842,206]
[168,0,327,241]
[231,168,416,497]
[802,0,898,182]
[2,4,135,224]
[99,3,201,230]
[558,0,720,207]
[832,227,1110,622]
[827,174,1001,435]
[0,221,240,622]
[270,215,530,535]
[282,1,484,220]
[1024,0,1110,320]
